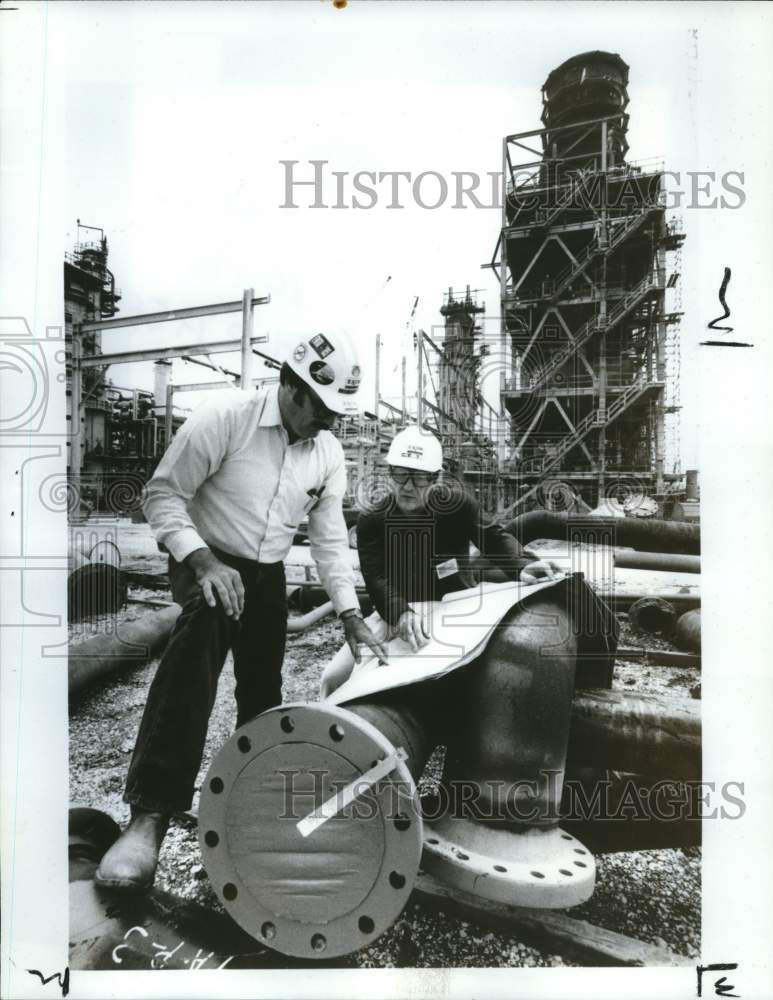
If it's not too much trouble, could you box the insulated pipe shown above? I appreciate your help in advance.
[673,609,701,653]
[503,512,700,555]
[69,600,336,697]
[613,551,700,574]
[69,605,181,696]
[286,600,335,633]
[567,689,701,779]
[627,597,678,634]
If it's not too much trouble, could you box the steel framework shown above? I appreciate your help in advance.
[486,52,685,513]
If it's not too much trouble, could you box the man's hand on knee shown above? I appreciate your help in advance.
[185,547,245,619]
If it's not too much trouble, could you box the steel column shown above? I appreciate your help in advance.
[240,287,254,391]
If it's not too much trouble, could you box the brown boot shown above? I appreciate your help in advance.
[94,808,170,891]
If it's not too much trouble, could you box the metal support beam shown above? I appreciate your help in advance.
[79,295,270,333]
[164,384,174,449]
[417,336,424,428]
[79,336,268,368]
[240,288,254,391]
[171,377,279,394]
[401,357,407,425]
[70,336,82,480]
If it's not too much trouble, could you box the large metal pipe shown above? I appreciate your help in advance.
[286,601,335,633]
[568,689,700,779]
[69,605,181,696]
[503,512,700,555]
[673,609,701,653]
[441,593,579,829]
[69,808,270,971]
[613,551,699,574]
[70,600,337,697]
[559,770,701,853]
[346,694,436,781]
[627,597,678,634]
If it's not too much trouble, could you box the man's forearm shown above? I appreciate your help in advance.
[143,482,208,563]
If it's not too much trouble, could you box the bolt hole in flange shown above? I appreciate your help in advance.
[574,848,587,855]
[427,837,439,845]
[394,815,411,832]
[310,933,327,952]
[329,723,345,742]
[574,861,588,868]
[530,870,545,879]
[493,864,507,873]
[210,777,224,794]
[223,883,238,901]
[204,830,219,848]
[456,852,469,861]
[561,833,572,840]
[237,735,251,753]
[261,922,276,941]
[280,715,295,734]
[559,868,574,877]
[389,871,406,889]
[358,916,375,934]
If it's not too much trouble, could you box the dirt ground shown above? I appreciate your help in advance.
[69,580,700,969]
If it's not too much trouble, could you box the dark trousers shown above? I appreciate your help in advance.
[124,548,287,813]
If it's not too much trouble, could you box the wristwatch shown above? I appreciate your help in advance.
[339,608,364,622]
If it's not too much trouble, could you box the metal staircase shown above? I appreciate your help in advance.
[525,268,664,394]
[520,377,661,478]
[546,204,661,303]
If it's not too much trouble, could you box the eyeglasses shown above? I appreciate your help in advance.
[389,467,437,487]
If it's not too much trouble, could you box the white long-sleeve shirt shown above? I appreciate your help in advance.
[142,385,359,614]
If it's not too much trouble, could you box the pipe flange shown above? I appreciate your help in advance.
[199,703,421,959]
[422,816,595,908]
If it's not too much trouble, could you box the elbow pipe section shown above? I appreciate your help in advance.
[441,593,578,831]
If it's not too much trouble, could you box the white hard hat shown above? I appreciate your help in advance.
[285,331,361,415]
[386,426,443,473]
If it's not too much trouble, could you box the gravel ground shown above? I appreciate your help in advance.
[69,590,700,968]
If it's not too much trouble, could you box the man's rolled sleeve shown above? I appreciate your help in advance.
[308,453,359,615]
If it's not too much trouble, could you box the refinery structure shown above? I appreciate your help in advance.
[491,51,684,512]
[66,52,688,518]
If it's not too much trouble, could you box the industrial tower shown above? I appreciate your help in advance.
[490,51,684,512]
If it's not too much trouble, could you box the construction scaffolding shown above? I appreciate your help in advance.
[65,227,271,516]
[412,287,505,510]
[486,51,685,513]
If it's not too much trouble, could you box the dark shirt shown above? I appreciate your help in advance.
[357,487,534,625]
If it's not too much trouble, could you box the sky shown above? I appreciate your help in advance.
[61,1,768,468]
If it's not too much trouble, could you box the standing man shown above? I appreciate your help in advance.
[96,332,387,891]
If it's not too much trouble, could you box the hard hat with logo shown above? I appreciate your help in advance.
[386,426,443,473]
[285,331,362,415]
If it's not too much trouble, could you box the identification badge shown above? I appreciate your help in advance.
[436,558,459,580]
